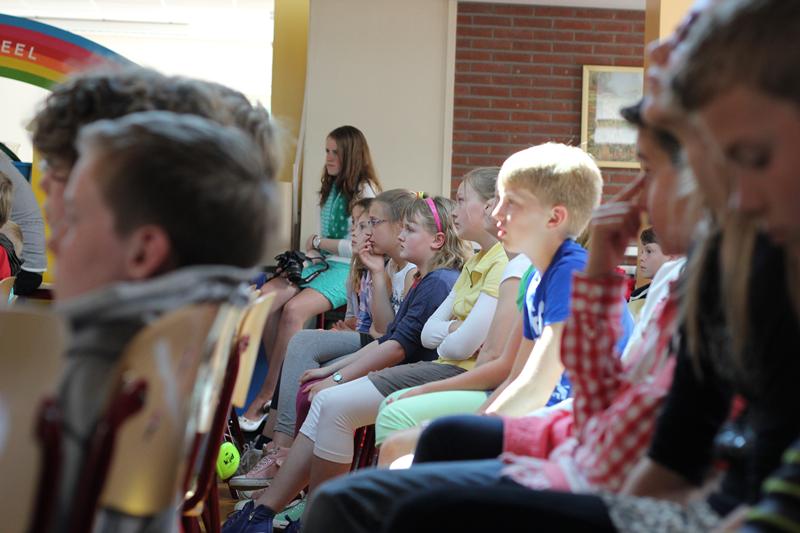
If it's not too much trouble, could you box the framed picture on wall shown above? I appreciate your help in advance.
[581,65,644,168]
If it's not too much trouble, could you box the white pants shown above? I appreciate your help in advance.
[299,376,384,464]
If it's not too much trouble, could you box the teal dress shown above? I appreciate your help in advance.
[300,185,351,308]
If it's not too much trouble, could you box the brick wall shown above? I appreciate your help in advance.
[451,3,645,198]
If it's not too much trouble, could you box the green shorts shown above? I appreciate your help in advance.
[300,260,350,309]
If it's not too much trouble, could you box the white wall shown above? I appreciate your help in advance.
[300,0,455,240]
[0,2,274,162]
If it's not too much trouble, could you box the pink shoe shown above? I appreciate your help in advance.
[228,445,288,489]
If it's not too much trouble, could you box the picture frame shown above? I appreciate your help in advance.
[580,65,644,169]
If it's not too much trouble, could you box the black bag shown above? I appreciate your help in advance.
[273,251,330,286]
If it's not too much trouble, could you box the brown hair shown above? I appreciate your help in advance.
[30,65,281,179]
[404,195,470,273]
[671,0,800,112]
[499,143,602,238]
[319,125,382,209]
[77,111,274,268]
[0,172,12,227]
[640,227,659,246]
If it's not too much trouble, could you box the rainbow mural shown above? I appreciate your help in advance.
[0,13,131,89]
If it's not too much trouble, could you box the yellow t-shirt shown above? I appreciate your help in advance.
[437,241,508,370]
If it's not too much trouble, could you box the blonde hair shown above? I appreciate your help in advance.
[373,189,416,224]
[348,197,374,295]
[499,143,602,237]
[462,167,500,202]
[0,172,13,227]
[404,195,470,273]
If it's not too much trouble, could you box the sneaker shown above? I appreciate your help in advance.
[273,497,306,530]
[238,412,268,433]
[222,500,256,533]
[229,445,287,490]
[236,447,264,477]
[241,505,276,533]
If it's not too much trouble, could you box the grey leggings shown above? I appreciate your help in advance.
[274,329,363,437]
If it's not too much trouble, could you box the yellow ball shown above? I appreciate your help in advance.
[216,441,241,480]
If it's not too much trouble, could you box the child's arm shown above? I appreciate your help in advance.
[394,314,524,401]
[435,292,498,360]
[483,322,565,416]
[363,251,394,333]
[420,290,456,349]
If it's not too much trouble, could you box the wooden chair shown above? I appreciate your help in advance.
[0,307,67,533]
[67,302,225,533]
[182,294,275,533]
[0,275,16,304]
[227,293,277,450]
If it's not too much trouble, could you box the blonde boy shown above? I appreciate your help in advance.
[483,142,630,416]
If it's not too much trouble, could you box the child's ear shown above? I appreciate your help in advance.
[124,224,174,279]
[548,205,568,229]
[431,231,446,250]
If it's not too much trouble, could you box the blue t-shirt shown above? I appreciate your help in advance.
[378,267,459,364]
[522,239,633,406]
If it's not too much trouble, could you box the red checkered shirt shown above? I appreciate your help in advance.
[501,272,679,492]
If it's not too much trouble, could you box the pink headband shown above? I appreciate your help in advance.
[425,197,443,233]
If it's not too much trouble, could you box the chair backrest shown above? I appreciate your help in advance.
[96,303,223,517]
[0,276,16,304]
[0,307,67,533]
[231,293,276,408]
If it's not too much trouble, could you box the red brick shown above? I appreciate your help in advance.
[511,41,552,53]
[594,44,639,56]
[535,100,577,112]
[457,26,493,38]
[454,143,491,155]
[469,109,510,120]
[466,155,507,166]
[575,54,613,65]
[595,21,634,32]
[534,6,575,17]
[453,109,469,120]
[456,38,471,49]
[462,131,510,143]
[471,62,513,74]
[513,17,553,29]
[493,28,533,40]
[471,38,514,51]
[493,5,535,16]
[492,51,532,63]
[550,112,581,123]
[532,54,575,64]
[454,97,486,108]
[491,74,531,87]
[489,144,517,156]
[552,42,593,54]
[551,66,580,77]
[511,87,550,99]
[550,89,582,100]
[513,64,552,76]
[574,31,616,43]
[614,10,645,21]
[615,33,645,45]
[511,111,551,122]
[531,76,574,89]
[471,85,510,97]
[457,15,472,26]
[532,29,572,41]
[455,49,491,61]
[459,4,492,14]
[553,19,593,31]
[575,8,617,19]
[454,84,469,96]
[473,15,512,26]
[491,98,530,110]
[613,56,643,67]
[455,73,492,84]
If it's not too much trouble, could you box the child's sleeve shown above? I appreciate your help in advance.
[541,263,577,327]
[420,289,456,349]
[380,273,454,362]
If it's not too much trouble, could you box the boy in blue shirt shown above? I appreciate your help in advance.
[483,143,632,416]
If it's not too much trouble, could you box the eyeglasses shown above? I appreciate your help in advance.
[367,218,387,228]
